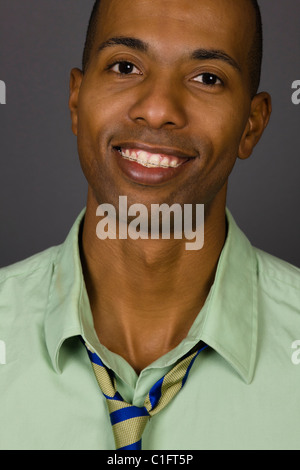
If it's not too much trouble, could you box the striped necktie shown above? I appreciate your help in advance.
[83,341,208,450]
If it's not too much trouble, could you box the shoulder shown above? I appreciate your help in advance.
[254,248,300,289]
[0,246,60,286]
[0,246,60,323]
[254,248,300,315]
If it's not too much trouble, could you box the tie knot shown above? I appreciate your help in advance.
[82,339,208,449]
[110,404,149,425]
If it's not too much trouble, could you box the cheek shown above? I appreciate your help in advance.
[187,100,249,200]
[77,80,133,157]
[76,87,109,166]
[75,91,105,186]
[202,99,249,164]
[75,83,130,204]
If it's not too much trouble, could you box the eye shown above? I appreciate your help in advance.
[193,73,222,86]
[109,61,141,75]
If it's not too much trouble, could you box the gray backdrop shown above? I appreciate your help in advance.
[0,0,299,268]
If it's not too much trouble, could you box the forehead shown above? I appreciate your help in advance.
[96,0,255,66]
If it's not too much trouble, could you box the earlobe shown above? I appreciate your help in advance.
[238,92,272,160]
[69,68,83,136]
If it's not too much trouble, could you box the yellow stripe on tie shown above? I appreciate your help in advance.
[113,415,149,450]
[152,351,198,415]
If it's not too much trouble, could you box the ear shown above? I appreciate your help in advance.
[238,92,272,160]
[69,68,83,136]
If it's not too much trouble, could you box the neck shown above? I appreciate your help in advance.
[80,189,227,374]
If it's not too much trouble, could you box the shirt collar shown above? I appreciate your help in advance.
[44,208,258,383]
[199,209,258,384]
[44,209,87,373]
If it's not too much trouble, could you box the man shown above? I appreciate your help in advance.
[0,0,299,450]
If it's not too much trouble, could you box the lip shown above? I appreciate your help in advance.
[112,143,195,186]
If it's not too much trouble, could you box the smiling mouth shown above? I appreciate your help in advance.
[115,147,192,169]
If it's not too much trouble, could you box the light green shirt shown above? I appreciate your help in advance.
[0,209,299,450]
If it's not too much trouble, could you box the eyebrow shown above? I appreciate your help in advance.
[97,36,148,54]
[191,49,241,72]
[97,36,241,72]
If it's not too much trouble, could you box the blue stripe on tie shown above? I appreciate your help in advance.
[113,391,123,401]
[102,390,123,401]
[118,441,142,450]
[110,406,149,426]
[181,344,208,389]
[148,375,164,409]
[85,347,120,400]
[88,349,105,367]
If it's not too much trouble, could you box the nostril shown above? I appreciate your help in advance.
[134,116,178,129]
[128,85,187,130]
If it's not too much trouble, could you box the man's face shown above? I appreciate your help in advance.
[70,0,265,211]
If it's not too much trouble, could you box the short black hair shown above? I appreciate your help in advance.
[82,0,101,74]
[82,0,263,97]
[249,0,263,97]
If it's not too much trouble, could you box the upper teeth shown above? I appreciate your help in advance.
[120,149,183,168]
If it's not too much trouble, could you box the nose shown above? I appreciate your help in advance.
[128,74,188,130]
